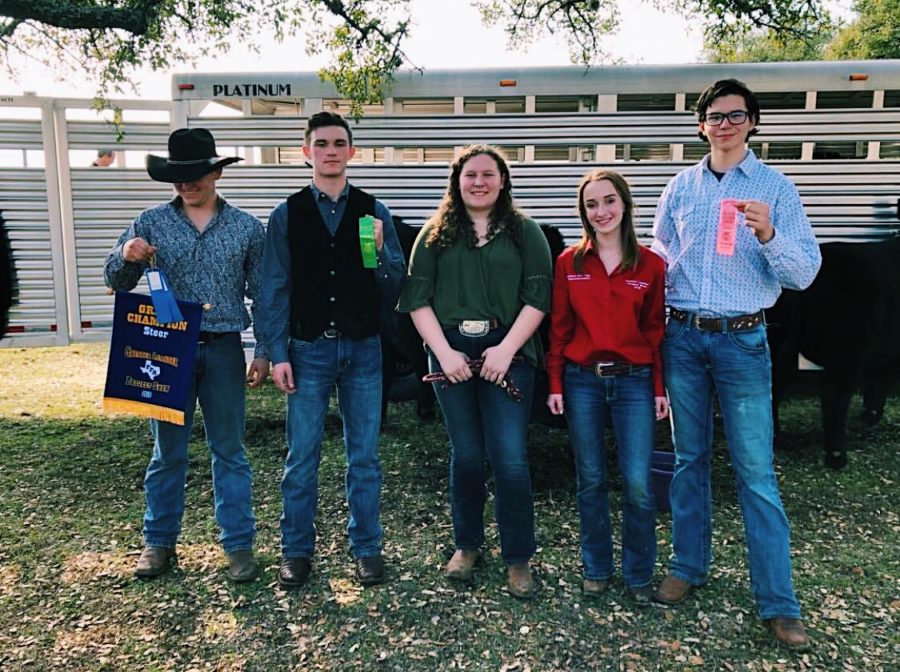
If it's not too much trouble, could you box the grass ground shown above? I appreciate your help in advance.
[0,343,897,671]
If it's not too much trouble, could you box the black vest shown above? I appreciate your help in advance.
[286,185,380,341]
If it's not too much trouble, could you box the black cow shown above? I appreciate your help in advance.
[0,211,16,338]
[533,224,567,426]
[381,220,568,425]
[381,218,436,423]
[767,234,900,470]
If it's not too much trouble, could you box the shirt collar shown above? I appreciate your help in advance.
[700,149,759,179]
[310,181,350,204]
[170,195,226,212]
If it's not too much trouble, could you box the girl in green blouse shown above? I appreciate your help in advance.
[397,145,552,599]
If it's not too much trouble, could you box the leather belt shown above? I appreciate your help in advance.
[669,307,765,332]
[458,319,500,337]
[579,362,648,378]
[197,331,235,343]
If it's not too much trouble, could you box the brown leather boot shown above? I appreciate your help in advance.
[766,618,811,650]
[445,549,481,582]
[134,546,176,578]
[582,578,609,597]
[507,562,535,599]
[654,575,693,605]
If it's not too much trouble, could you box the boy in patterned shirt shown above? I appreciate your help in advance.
[104,128,267,583]
[651,79,821,649]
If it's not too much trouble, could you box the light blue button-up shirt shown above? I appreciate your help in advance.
[258,182,406,365]
[651,151,821,316]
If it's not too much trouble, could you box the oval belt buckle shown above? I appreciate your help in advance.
[459,320,490,337]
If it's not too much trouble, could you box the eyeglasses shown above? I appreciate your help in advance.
[703,110,750,126]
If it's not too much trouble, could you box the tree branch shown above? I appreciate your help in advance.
[318,0,405,47]
[0,0,165,36]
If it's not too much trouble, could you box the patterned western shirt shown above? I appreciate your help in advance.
[651,150,821,316]
[103,196,267,358]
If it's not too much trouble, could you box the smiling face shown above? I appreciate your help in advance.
[174,169,221,209]
[303,125,356,180]
[700,93,755,154]
[581,178,624,241]
[458,152,505,216]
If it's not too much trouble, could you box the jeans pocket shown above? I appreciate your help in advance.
[728,327,769,354]
[289,338,314,351]
[663,316,688,343]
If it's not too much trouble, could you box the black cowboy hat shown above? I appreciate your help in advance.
[146,128,243,183]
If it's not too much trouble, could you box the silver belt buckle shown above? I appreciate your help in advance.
[323,328,340,339]
[459,320,490,337]
[593,361,615,377]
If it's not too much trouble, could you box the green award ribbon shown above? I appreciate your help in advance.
[359,215,378,268]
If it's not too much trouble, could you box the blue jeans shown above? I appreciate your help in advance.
[144,333,255,553]
[429,327,536,566]
[564,363,657,587]
[281,334,383,559]
[663,318,801,619]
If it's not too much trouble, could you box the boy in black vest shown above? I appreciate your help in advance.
[258,111,405,588]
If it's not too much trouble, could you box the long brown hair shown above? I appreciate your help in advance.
[573,170,640,274]
[425,145,524,250]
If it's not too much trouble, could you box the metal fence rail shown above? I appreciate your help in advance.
[191,109,900,147]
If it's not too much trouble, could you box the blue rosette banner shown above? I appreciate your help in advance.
[102,292,203,425]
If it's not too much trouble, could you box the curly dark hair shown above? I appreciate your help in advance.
[425,145,524,250]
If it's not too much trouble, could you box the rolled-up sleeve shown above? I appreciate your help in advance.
[396,224,436,313]
[519,219,552,313]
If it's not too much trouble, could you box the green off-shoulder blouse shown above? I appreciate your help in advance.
[396,217,553,367]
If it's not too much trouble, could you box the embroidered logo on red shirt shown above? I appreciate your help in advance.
[566,273,592,281]
[625,279,649,290]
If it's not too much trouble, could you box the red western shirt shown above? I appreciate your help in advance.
[547,244,666,397]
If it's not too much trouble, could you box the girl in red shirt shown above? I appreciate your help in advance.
[546,170,668,603]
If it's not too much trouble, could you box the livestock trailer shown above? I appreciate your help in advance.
[1,60,899,346]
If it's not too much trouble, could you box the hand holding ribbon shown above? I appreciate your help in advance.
[144,253,184,325]
[423,356,525,401]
